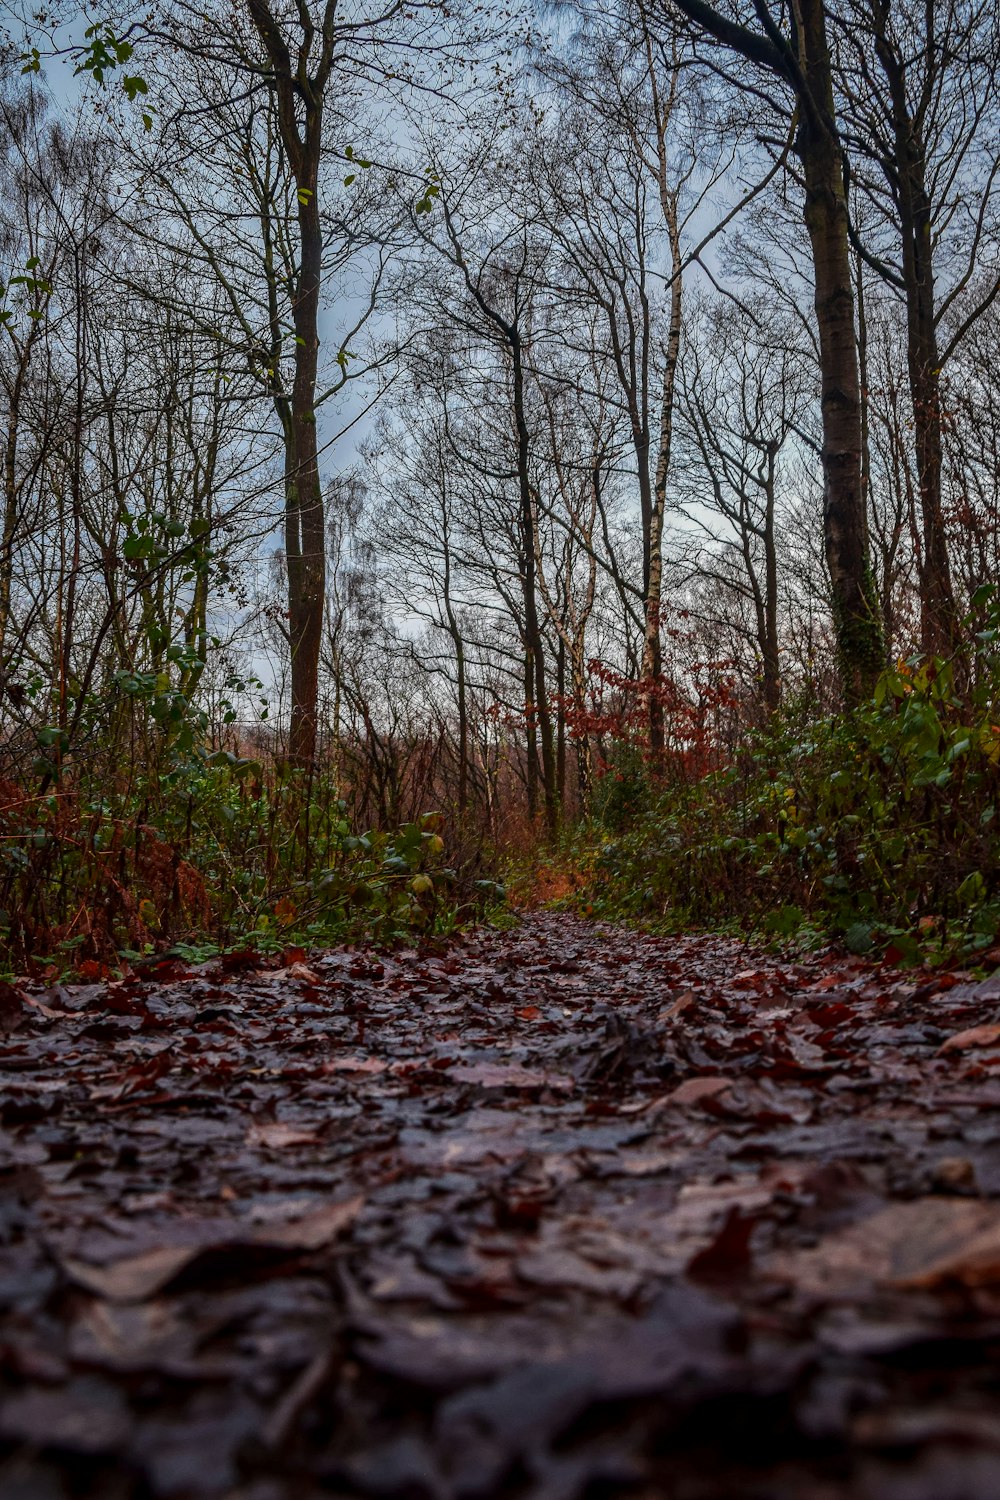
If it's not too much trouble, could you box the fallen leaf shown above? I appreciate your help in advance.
[246,1120,321,1149]
[59,1196,363,1302]
[661,988,695,1021]
[60,1245,197,1306]
[938,1024,1000,1055]
[667,1075,732,1106]
[448,1062,573,1091]
[687,1206,755,1278]
[893,1216,1000,1290]
[765,1198,1000,1296]
[286,962,320,983]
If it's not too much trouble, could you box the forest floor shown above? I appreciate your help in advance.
[4,914,1000,1499]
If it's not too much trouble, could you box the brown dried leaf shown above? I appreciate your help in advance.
[661,988,696,1021]
[285,962,320,983]
[60,1196,363,1302]
[324,1055,387,1075]
[938,1024,1000,1055]
[246,1120,321,1149]
[61,1245,199,1304]
[668,1076,732,1106]
[765,1198,1000,1297]
[449,1062,574,1091]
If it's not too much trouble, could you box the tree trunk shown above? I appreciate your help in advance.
[897,145,957,661]
[762,443,781,713]
[284,156,325,768]
[797,0,882,698]
[572,651,593,816]
[869,0,960,664]
[643,216,682,760]
[444,602,469,820]
[454,631,469,820]
[512,333,558,838]
[524,646,538,823]
[1,279,48,667]
[556,632,567,809]
[671,0,883,700]
[641,21,683,764]
[0,349,29,665]
[247,0,329,769]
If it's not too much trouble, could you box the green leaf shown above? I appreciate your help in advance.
[844,922,874,955]
[957,870,986,907]
[762,904,804,937]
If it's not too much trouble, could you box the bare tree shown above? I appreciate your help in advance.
[667,0,883,697]
[834,0,1000,661]
[673,296,811,712]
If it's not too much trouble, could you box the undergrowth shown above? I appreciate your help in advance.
[0,595,504,974]
[551,593,1000,969]
[10,591,1000,978]
[0,764,480,976]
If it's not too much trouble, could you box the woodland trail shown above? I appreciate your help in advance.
[4,914,1000,1498]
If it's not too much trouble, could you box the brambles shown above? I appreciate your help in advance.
[0,710,462,974]
[578,631,1000,965]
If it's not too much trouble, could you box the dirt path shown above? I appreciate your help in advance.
[4,913,1000,1498]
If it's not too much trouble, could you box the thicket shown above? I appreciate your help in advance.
[580,590,1000,966]
[0,673,481,976]
[8,598,1000,977]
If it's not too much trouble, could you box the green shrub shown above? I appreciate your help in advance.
[584,606,1000,964]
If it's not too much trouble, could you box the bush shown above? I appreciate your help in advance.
[0,749,465,973]
[584,613,1000,965]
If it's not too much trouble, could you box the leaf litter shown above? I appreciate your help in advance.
[3,913,1000,1496]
